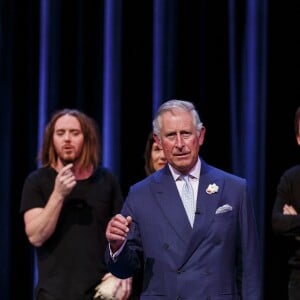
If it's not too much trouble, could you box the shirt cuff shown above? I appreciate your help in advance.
[109,241,126,262]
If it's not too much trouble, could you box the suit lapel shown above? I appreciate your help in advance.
[150,161,225,266]
[151,167,193,243]
[181,161,223,265]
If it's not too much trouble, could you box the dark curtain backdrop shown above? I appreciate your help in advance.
[1,0,299,299]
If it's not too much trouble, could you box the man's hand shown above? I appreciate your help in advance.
[283,204,300,241]
[54,163,76,198]
[106,214,132,252]
[94,273,132,300]
[283,204,298,215]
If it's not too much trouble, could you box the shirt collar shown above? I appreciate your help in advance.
[168,157,201,181]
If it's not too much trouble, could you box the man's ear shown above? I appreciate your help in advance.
[199,126,206,146]
[296,134,300,146]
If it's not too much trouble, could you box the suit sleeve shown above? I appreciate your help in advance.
[240,181,263,299]
[105,189,143,279]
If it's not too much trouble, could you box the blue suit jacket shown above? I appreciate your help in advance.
[107,160,262,300]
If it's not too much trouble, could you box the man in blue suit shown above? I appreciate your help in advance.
[106,99,262,299]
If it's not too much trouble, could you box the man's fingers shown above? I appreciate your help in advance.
[283,204,298,215]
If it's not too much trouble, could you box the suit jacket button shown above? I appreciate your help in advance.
[163,243,169,249]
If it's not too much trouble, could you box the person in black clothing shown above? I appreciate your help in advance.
[272,106,300,300]
[20,109,131,300]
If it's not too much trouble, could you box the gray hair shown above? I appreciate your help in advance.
[152,99,203,138]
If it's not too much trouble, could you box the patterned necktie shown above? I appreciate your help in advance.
[181,175,195,227]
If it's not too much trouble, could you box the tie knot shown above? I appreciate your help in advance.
[182,175,190,182]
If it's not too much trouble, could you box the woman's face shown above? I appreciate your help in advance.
[151,141,167,171]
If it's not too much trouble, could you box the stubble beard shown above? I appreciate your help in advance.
[61,154,76,166]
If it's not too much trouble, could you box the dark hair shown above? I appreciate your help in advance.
[144,132,156,176]
[295,106,300,135]
[39,109,101,170]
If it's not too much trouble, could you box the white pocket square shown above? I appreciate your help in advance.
[215,204,233,214]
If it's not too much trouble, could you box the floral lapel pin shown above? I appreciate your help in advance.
[206,183,219,194]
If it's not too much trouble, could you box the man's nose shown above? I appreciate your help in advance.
[64,132,71,140]
[175,134,184,147]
